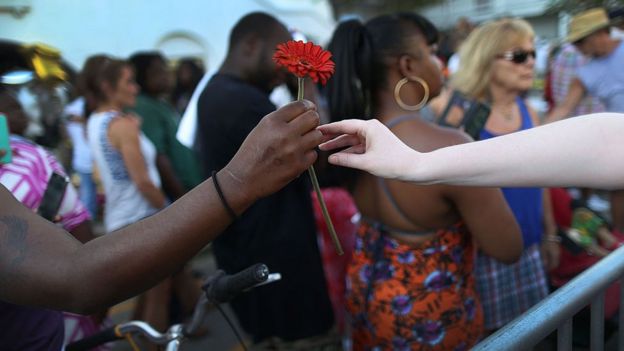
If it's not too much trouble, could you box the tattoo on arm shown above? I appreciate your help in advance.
[0,215,29,267]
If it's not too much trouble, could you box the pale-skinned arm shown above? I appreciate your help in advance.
[319,113,624,189]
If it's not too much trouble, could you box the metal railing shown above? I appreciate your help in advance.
[473,245,624,351]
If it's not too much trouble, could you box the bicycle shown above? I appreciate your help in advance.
[66,263,281,351]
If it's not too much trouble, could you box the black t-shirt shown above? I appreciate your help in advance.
[196,73,334,342]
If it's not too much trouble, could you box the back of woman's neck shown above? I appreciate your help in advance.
[374,98,419,124]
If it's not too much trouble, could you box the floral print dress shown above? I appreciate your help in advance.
[346,221,483,351]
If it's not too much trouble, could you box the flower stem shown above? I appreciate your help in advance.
[297,77,343,255]
[308,165,343,255]
[297,76,304,101]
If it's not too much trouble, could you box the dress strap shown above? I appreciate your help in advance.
[361,215,435,236]
[375,178,436,234]
[373,114,437,236]
[516,97,534,130]
[385,114,419,128]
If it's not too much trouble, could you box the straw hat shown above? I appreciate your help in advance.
[566,8,613,43]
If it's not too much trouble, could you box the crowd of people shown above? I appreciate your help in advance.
[1,5,624,351]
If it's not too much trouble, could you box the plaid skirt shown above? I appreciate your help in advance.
[475,244,549,330]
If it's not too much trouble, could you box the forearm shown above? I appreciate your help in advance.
[544,105,572,124]
[136,181,167,209]
[542,190,558,237]
[156,154,187,200]
[413,114,624,189]
[544,78,585,124]
[69,221,97,244]
[1,169,253,313]
[70,170,252,312]
[0,99,322,312]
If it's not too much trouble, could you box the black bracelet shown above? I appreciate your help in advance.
[212,170,238,221]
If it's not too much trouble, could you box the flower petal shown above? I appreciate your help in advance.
[273,40,335,85]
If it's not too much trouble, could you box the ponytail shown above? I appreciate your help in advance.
[319,20,375,189]
[325,19,374,122]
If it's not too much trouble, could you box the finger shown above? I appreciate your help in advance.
[319,134,361,151]
[300,129,324,151]
[317,119,367,136]
[269,100,316,123]
[289,109,320,135]
[319,132,340,143]
[340,144,366,155]
[327,151,366,170]
[302,149,318,168]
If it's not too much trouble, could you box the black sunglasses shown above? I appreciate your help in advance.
[496,50,536,64]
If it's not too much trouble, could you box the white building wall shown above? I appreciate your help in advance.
[0,0,335,71]
[421,0,560,39]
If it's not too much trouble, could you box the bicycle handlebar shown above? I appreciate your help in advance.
[66,321,174,351]
[65,326,120,351]
[204,263,270,304]
[66,263,273,351]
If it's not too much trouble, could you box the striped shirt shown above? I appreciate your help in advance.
[0,135,90,230]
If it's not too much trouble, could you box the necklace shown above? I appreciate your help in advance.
[493,104,515,121]
[502,109,514,121]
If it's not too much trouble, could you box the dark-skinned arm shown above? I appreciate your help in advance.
[156,153,187,200]
[0,100,321,314]
[69,221,97,244]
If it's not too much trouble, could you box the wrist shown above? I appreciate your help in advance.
[215,168,255,216]
[543,234,562,244]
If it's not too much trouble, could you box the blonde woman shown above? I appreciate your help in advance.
[434,19,559,332]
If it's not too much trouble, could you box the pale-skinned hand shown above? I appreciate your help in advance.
[318,119,418,180]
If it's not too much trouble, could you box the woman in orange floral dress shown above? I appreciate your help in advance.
[324,13,523,350]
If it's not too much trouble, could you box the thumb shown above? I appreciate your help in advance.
[328,152,365,170]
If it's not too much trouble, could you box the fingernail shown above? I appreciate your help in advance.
[302,100,314,110]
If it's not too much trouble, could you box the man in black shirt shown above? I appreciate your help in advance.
[196,12,335,345]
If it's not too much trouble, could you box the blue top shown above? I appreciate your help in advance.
[480,97,544,247]
[577,41,624,113]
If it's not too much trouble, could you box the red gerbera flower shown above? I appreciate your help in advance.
[273,40,335,85]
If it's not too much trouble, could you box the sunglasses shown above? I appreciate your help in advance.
[496,50,536,64]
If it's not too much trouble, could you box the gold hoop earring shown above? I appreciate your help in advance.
[394,77,429,111]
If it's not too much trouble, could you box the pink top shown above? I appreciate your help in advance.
[0,135,90,230]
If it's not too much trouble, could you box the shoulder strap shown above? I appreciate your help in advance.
[374,115,437,235]
[385,114,419,129]
[516,97,533,129]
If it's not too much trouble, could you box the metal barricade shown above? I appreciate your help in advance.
[473,245,624,351]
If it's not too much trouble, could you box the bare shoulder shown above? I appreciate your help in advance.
[394,119,472,153]
[428,123,473,147]
[107,116,141,149]
[109,116,140,138]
